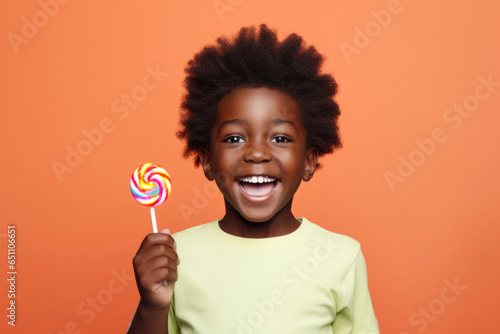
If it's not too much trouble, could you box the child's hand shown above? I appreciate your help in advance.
[132,228,180,312]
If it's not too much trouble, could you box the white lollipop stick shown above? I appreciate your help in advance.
[150,207,158,233]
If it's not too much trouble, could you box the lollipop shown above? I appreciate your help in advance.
[130,163,172,233]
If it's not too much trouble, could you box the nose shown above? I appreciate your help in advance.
[242,139,271,163]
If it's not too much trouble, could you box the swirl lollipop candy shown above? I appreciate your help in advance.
[130,163,172,233]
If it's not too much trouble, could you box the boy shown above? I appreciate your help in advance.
[128,24,379,333]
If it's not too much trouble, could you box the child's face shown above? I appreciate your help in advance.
[199,87,317,223]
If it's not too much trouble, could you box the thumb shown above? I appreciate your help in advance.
[159,228,171,235]
[159,228,176,249]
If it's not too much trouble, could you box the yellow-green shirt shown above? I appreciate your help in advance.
[168,217,379,333]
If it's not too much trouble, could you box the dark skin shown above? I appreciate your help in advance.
[128,229,179,333]
[128,87,317,333]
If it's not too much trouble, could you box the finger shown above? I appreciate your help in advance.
[134,244,179,271]
[155,229,180,265]
[151,267,178,284]
[137,233,175,254]
[170,239,180,265]
[139,267,178,289]
[137,254,179,276]
[140,243,179,262]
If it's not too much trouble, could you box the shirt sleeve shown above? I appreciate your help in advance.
[168,295,180,334]
[331,249,380,334]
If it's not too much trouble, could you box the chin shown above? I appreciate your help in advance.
[243,216,273,223]
[237,208,278,223]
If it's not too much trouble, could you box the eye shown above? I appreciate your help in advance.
[223,135,245,143]
[270,136,292,143]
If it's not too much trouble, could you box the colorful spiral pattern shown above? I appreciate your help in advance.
[130,163,172,206]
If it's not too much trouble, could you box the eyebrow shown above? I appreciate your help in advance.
[270,119,299,134]
[217,119,247,135]
[217,118,299,135]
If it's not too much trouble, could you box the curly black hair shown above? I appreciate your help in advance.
[177,24,342,167]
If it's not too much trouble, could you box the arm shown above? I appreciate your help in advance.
[128,302,171,333]
[127,228,180,334]
[331,249,379,334]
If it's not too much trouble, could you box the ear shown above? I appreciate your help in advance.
[303,148,318,182]
[198,148,215,181]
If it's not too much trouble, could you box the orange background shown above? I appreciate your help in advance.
[1,0,499,333]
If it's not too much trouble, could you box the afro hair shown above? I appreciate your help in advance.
[177,24,342,167]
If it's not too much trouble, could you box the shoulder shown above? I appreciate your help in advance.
[172,221,214,237]
[302,217,360,248]
[171,220,218,244]
[301,217,362,265]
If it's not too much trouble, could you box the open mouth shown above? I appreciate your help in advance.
[237,176,279,198]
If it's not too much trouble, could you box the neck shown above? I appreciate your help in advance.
[219,199,300,238]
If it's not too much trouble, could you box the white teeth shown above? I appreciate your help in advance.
[239,176,276,184]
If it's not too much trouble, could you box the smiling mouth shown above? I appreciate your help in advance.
[237,176,279,198]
